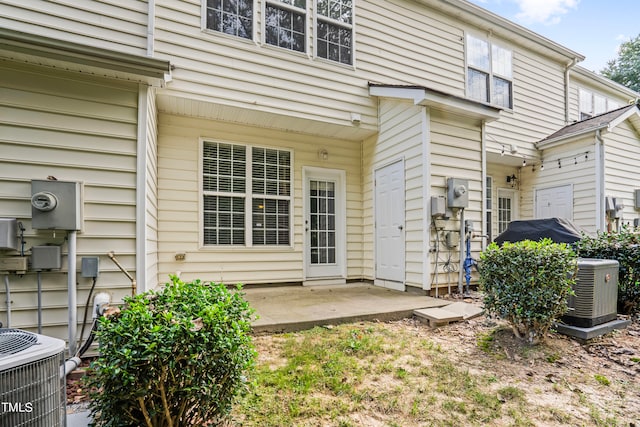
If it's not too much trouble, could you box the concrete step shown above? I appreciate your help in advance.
[413,302,484,328]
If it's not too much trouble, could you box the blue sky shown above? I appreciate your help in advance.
[468,0,639,73]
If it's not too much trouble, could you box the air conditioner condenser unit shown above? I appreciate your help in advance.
[562,258,619,328]
[0,329,66,427]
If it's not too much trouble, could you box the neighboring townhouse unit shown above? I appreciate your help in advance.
[1,0,639,344]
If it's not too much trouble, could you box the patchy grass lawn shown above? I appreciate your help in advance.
[230,318,640,426]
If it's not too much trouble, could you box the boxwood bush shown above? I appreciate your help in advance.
[86,276,256,427]
[574,226,640,315]
[479,239,577,344]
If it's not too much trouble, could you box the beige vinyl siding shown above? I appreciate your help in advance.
[156,114,363,285]
[362,98,425,287]
[145,87,160,290]
[604,121,640,225]
[485,44,566,161]
[520,137,597,232]
[429,110,483,290]
[357,0,465,95]
[153,0,466,134]
[0,0,148,55]
[0,61,139,340]
[568,72,636,123]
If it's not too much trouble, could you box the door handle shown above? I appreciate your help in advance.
[398,225,403,230]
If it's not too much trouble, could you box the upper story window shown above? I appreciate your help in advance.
[203,0,353,65]
[316,0,353,64]
[265,0,306,52]
[579,88,621,120]
[202,141,292,247]
[466,34,513,109]
[205,0,253,39]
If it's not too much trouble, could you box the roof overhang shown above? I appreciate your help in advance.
[369,83,502,122]
[417,0,584,64]
[537,106,640,149]
[0,28,171,87]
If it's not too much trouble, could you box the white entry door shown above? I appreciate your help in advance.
[375,161,405,285]
[304,168,345,279]
[535,184,573,220]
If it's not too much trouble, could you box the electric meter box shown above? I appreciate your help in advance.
[0,218,19,250]
[446,178,469,208]
[31,246,62,270]
[31,180,83,231]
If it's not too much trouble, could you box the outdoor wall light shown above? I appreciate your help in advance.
[318,149,328,161]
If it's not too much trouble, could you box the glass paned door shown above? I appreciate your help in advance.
[309,180,336,265]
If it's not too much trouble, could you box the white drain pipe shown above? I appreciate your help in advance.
[68,230,77,357]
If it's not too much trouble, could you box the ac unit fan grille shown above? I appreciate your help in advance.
[0,329,38,356]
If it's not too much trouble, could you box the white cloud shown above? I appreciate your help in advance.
[513,0,580,25]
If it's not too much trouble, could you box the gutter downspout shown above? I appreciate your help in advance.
[481,121,487,249]
[595,130,606,231]
[147,0,155,56]
[565,58,580,124]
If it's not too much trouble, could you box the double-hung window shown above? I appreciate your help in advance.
[203,141,291,247]
[205,0,253,39]
[316,0,353,64]
[265,0,306,52]
[466,34,513,109]
[579,88,621,120]
[203,0,354,65]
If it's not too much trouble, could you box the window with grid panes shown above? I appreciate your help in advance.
[265,0,306,52]
[316,0,353,64]
[205,0,253,39]
[202,142,291,246]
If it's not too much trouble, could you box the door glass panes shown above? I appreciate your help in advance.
[309,180,336,265]
[498,196,512,234]
[205,0,253,39]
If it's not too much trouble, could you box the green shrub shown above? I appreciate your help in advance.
[574,226,640,315]
[479,239,577,344]
[86,276,256,427]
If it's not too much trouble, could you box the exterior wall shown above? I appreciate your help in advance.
[0,61,140,338]
[362,98,425,287]
[569,70,637,123]
[145,87,160,290]
[521,137,597,232]
[153,0,470,134]
[604,121,640,226]
[428,110,483,291]
[156,114,363,285]
[0,0,148,56]
[485,45,567,162]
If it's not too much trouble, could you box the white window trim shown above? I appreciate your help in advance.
[312,0,356,68]
[200,0,257,43]
[578,87,624,120]
[198,138,294,249]
[261,0,309,55]
[465,32,514,110]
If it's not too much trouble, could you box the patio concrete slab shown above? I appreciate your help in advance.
[441,301,485,320]
[242,282,449,333]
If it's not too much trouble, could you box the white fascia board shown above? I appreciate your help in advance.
[369,85,501,122]
[536,125,608,150]
[608,108,640,134]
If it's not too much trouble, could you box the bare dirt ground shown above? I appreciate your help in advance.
[418,314,640,425]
